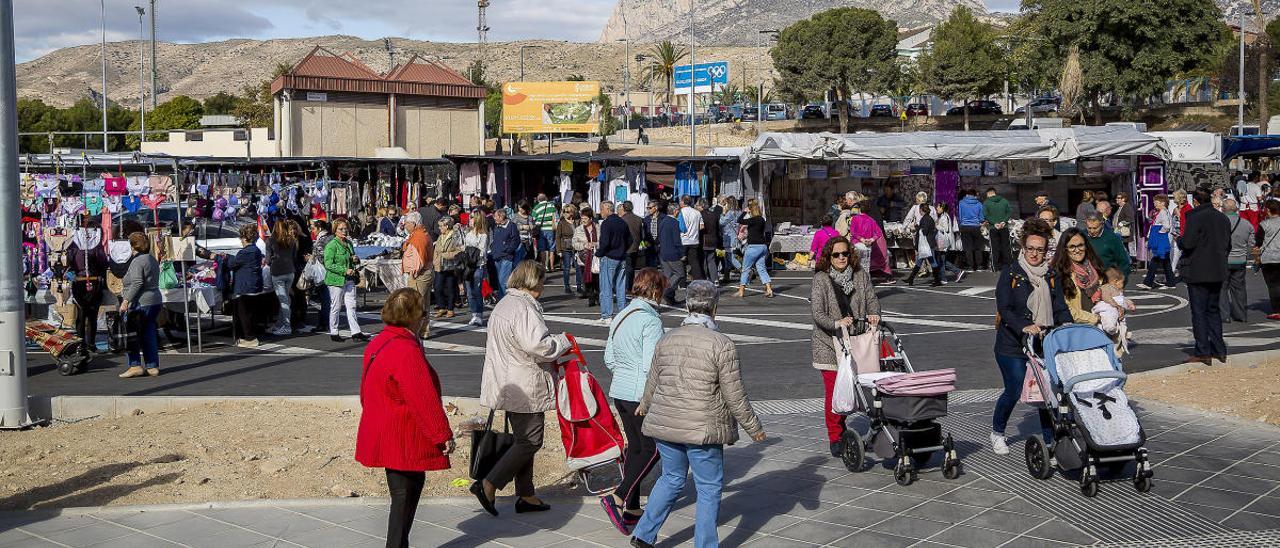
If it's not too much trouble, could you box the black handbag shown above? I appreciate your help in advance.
[469,410,514,480]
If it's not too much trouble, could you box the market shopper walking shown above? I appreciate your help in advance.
[533,194,557,271]
[473,261,572,516]
[718,197,741,284]
[227,224,267,348]
[307,220,334,334]
[266,219,299,336]
[400,212,434,311]
[697,199,721,285]
[463,212,491,326]
[679,196,706,281]
[575,207,600,307]
[432,217,464,319]
[984,188,1013,270]
[556,203,580,294]
[1112,192,1138,258]
[905,201,942,287]
[599,269,668,534]
[735,198,774,298]
[118,232,163,378]
[1221,200,1254,322]
[958,190,986,271]
[620,201,645,289]
[811,236,881,456]
[630,280,766,548]
[991,218,1070,454]
[596,201,632,323]
[1139,195,1178,290]
[490,209,521,299]
[355,289,455,548]
[323,219,369,343]
[1179,188,1231,364]
[657,203,685,306]
[1257,201,1280,320]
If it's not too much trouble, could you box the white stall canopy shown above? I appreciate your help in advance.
[1146,131,1222,164]
[741,126,1172,167]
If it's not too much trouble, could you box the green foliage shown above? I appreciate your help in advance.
[128,95,202,148]
[743,84,774,105]
[16,98,59,153]
[1002,16,1057,95]
[597,92,616,135]
[202,92,239,115]
[485,87,502,137]
[712,82,741,106]
[231,62,291,129]
[566,74,586,82]
[466,60,489,87]
[638,41,689,104]
[1022,0,1231,115]
[920,6,1004,103]
[771,7,899,132]
[16,98,137,152]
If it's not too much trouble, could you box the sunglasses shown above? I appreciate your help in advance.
[830,251,851,259]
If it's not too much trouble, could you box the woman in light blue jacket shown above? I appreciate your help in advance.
[598,268,668,534]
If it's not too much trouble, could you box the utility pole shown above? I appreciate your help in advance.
[688,0,695,157]
[518,44,541,81]
[620,2,631,122]
[1240,10,1247,136]
[149,0,156,109]
[0,0,34,429]
[136,6,146,149]
[99,0,109,152]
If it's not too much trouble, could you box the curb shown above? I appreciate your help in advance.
[28,395,486,422]
[1128,348,1280,379]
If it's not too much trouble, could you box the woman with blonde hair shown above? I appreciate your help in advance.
[735,198,774,298]
[432,216,465,319]
[267,219,299,335]
[463,210,491,326]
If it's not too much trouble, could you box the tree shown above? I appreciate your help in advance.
[466,60,488,87]
[202,92,239,115]
[231,62,291,129]
[1023,0,1230,125]
[16,98,58,153]
[743,84,774,106]
[919,6,1003,130]
[771,7,899,134]
[1261,11,1280,133]
[712,82,741,106]
[638,41,688,106]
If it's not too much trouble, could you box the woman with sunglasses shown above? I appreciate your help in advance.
[991,218,1071,455]
[1050,227,1106,327]
[810,236,880,457]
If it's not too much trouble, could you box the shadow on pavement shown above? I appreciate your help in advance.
[0,454,184,511]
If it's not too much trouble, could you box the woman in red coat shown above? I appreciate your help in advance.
[356,288,455,548]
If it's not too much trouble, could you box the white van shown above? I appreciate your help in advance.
[1007,117,1066,130]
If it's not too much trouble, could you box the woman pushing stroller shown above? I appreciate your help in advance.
[991,218,1072,455]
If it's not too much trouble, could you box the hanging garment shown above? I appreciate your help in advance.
[588,161,601,178]
[628,192,649,216]
[84,191,104,216]
[560,159,574,173]
[103,176,127,197]
[330,186,349,216]
[674,162,700,198]
[126,176,149,196]
[486,163,497,195]
[122,195,142,214]
[609,177,629,205]
[106,196,122,214]
[34,175,59,198]
[587,180,602,213]
[459,162,482,197]
[559,173,572,204]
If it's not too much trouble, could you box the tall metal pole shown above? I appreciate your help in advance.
[0,0,34,429]
[100,0,109,152]
[149,0,156,109]
[1240,10,1247,136]
[688,0,695,157]
[136,6,146,149]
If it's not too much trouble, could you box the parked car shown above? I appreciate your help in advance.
[1014,97,1061,115]
[869,104,895,117]
[741,106,759,122]
[705,105,730,123]
[946,100,1003,116]
[905,103,929,117]
[801,104,826,119]
[764,103,790,121]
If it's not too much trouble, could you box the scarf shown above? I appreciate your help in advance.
[829,266,856,296]
[1071,261,1102,303]
[1018,254,1054,328]
[682,312,718,331]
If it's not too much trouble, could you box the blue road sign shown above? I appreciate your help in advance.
[673,61,729,94]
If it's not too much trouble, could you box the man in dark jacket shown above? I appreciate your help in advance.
[697,199,721,285]
[957,190,986,271]
[419,199,447,240]
[1084,214,1131,280]
[641,201,661,267]
[1178,188,1231,364]
[619,201,645,289]
[657,203,685,305]
[489,208,521,299]
[595,201,633,322]
[983,188,1013,270]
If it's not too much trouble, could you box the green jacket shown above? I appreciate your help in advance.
[1088,228,1131,276]
[322,237,357,287]
[983,195,1012,225]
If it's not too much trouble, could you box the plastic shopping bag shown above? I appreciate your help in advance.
[1021,364,1046,404]
[831,336,857,415]
[916,232,933,260]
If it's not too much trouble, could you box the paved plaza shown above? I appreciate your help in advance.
[3,396,1278,547]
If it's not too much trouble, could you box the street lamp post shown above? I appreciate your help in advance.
[688,0,696,157]
[1240,10,1247,136]
[618,39,630,125]
[99,0,108,152]
[149,0,157,109]
[136,6,146,148]
[519,44,541,81]
[0,0,34,429]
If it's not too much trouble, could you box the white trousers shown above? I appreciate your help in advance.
[328,282,361,335]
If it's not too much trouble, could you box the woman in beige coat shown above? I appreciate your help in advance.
[472,260,571,517]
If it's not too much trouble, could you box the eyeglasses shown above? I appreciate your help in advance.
[1067,243,1087,251]
[830,251,851,258]
[1024,246,1047,255]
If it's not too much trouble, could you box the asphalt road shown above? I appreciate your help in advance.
[25,269,1280,400]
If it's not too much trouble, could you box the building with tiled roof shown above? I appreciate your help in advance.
[270,47,486,158]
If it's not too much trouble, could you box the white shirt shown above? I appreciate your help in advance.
[679,206,703,246]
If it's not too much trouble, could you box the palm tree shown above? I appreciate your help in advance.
[639,40,689,105]
[712,82,741,106]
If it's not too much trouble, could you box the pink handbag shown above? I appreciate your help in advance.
[847,328,882,375]
[1020,365,1046,404]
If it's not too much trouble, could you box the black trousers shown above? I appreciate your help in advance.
[684,245,705,280]
[613,398,658,511]
[384,468,425,548]
[959,226,983,270]
[71,279,103,348]
[1263,264,1280,313]
[1220,265,1248,322]
[625,252,639,291]
[433,270,459,311]
[231,296,255,339]
[1187,282,1227,357]
[485,411,543,497]
[990,226,1012,271]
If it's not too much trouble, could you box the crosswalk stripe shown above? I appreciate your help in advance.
[709,313,991,332]
[958,286,995,296]
[543,313,786,345]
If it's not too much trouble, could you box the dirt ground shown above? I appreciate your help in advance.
[0,401,578,510]
[1128,361,1280,427]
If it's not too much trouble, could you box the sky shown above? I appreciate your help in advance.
[14,0,1025,62]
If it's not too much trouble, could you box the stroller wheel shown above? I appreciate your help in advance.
[841,430,865,472]
[1080,476,1100,497]
[1134,476,1153,493]
[943,458,962,480]
[893,459,917,486]
[1025,435,1053,480]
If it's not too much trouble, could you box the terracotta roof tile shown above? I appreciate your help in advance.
[289,46,383,80]
[385,55,473,86]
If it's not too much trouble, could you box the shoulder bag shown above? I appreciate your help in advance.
[469,410,515,480]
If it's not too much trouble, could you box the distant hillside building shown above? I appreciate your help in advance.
[270,46,486,158]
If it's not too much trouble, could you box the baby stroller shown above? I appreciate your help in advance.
[554,334,625,494]
[1023,324,1153,497]
[839,323,962,486]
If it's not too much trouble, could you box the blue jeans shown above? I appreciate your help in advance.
[271,274,292,329]
[515,243,527,264]
[993,353,1054,441]
[632,441,724,548]
[495,259,515,299]
[539,230,556,253]
[740,244,771,286]
[126,303,162,368]
[312,286,331,331]
[467,267,486,315]
[561,250,581,292]
[598,256,627,319]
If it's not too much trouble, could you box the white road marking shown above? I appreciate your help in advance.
[958,286,995,296]
[896,286,996,300]
[709,312,991,332]
[543,314,784,345]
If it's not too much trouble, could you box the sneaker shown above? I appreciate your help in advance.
[236,338,259,348]
[1160,284,1177,291]
[600,317,612,326]
[1135,283,1152,290]
[351,332,371,342]
[269,326,291,337]
[1268,313,1280,321]
[954,270,966,284]
[600,496,630,535]
[990,432,1009,455]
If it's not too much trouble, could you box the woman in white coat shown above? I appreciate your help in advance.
[472,260,572,516]
[934,202,965,283]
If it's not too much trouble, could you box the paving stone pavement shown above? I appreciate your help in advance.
[2,399,1279,547]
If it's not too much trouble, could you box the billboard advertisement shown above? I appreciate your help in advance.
[673,61,729,95]
[501,81,602,134]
